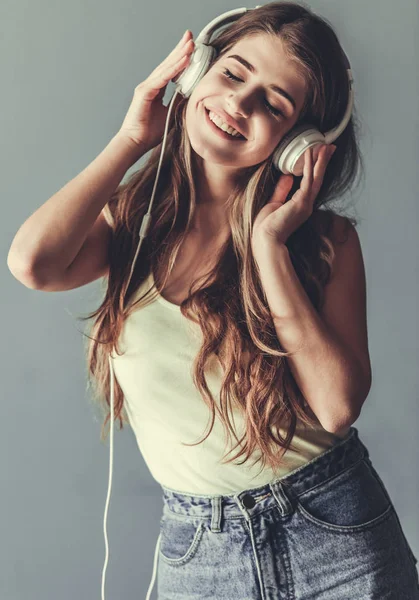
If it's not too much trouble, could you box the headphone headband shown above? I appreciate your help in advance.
[196,7,250,45]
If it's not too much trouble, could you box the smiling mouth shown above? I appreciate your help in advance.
[204,107,246,141]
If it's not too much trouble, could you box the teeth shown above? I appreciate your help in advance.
[208,110,243,138]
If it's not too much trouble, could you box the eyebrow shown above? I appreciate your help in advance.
[226,54,297,112]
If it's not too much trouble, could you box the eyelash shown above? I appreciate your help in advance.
[221,68,285,118]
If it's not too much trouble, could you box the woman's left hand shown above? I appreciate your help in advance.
[251,144,336,255]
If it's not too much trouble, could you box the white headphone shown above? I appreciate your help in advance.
[174,6,354,176]
[102,7,355,600]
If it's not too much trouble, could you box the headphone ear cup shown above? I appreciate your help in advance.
[174,43,217,98]
[272,123,325,176]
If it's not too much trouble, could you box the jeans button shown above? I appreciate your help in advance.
[242,493,256,508]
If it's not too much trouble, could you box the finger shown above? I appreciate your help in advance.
[170,32,194,59]
[151,51,192,90]
[152,38,194,80]
[300,147,313,196]
[291,147,315,211]
[147,32,193,83]
[172,54,192,83]
[168,33,194,63]
[311,144,330,197]
[313,144,330,175]
[168,30,193,58]
[271,174,293,205]
[165,41,194,78]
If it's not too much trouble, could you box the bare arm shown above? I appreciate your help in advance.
[7,133,147,289]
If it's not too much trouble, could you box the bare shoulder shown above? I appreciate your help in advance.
[311,209,354,241]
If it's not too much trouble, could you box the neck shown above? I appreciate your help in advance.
[192,155,242,235]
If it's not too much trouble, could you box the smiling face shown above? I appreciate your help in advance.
[185,32,308,170]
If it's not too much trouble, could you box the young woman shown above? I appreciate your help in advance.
[8,2,418,598]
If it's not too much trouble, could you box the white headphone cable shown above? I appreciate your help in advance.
[102,88,181,600]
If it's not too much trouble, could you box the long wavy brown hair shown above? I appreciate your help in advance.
[79,1,365,477]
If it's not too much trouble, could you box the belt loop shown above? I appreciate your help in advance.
[210,496,222,533]
[271,482,294,516]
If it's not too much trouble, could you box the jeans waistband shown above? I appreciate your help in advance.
[160,426,369,531]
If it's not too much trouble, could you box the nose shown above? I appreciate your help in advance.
[226,91,252,119]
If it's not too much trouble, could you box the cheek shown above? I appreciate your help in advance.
[190,69,222,104]
[187,80,214,124]
[186,85,207,119]
[184,97,206,142]
[267,119,287,141]
[184,100,196,136]
[256,122,278,146]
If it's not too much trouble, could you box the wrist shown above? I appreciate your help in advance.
[113,132,149,160]
[252,234,289,263]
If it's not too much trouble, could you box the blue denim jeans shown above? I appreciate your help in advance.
[156,427,418,599]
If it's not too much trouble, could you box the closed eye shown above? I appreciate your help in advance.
[222,68,285,118]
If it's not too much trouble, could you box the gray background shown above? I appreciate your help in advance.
[2,0,418,598]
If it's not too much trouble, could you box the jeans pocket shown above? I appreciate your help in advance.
[159,511,205,566]
[364,459,419,571]
[296,458,395,532]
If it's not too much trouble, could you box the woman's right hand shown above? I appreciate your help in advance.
[118,30,195,153]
